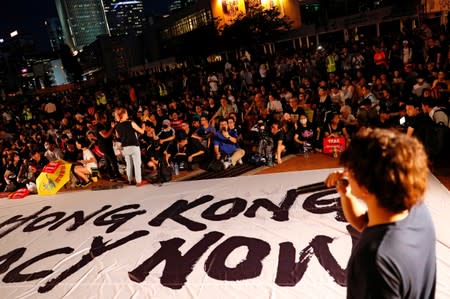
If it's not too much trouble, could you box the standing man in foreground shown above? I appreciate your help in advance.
[325,128,436,298]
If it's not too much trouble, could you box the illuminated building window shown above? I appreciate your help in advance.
[161,9,212,40]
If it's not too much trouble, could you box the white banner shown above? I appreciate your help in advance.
[0,169,449,298]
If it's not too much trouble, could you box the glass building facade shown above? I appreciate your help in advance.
[103,0,145,36]
[55,0,109,51]
[161,9,213,40]
[169,0,197,13]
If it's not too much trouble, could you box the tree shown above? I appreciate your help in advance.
[219,5,292,52]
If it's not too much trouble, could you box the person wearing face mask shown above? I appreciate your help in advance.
[294,114,318,153]
[157,119,176,162]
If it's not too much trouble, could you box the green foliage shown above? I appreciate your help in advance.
[219,5,292,50]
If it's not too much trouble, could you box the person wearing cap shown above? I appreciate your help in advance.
[401,40,413,65]
[157,119,176,159]
[412,77,431,98]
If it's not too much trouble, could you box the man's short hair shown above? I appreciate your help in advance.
[421,98,436,108]
[340,128,428,212]
[76,137,89,148]
[218,117,227,124]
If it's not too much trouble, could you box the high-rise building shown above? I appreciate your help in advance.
[45,18,65,52]
[103,0,145,36]
[169,0,197,13]
[55,0,109,51]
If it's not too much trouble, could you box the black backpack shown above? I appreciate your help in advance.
[158,159,172,183]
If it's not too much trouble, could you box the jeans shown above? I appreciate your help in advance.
[122,146,142,183]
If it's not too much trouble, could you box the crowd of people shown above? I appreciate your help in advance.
[1,22,449,193]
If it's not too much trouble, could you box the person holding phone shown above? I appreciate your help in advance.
[213,118,245,169]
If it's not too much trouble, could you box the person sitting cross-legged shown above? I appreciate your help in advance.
[167,132,208,171]
[213,118,245,169]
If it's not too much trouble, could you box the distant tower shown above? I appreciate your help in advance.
[103,0,145,36]
[169,0,196,13]
[55,0,109,51]
[45,18,65,52]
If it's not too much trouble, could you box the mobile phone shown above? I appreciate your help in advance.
[399,116,406,125]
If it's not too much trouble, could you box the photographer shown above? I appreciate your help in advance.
[251,119,274,165]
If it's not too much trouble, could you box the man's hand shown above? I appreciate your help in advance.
[324,171,348,195]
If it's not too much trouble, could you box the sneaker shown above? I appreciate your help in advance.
[80,180,92,188]
[237,159,243,165]
[223,161,231,170]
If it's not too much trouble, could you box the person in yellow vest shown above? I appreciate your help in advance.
[158,81,168,98]
[22,105,32,122]
[326,51,337,74]
[95,90,107,107]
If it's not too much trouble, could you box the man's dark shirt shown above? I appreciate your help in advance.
[347,203,436,299]
[95,122,113,152]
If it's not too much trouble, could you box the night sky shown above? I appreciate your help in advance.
[0,0,169,51]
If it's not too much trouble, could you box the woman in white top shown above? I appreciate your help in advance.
[74,137,98,187]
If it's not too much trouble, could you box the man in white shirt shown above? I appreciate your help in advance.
[412,78,431,98]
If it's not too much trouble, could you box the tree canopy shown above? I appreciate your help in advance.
[219,5,292,51]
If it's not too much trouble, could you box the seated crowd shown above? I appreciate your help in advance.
[1,24,450,193]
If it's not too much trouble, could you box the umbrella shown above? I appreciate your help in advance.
[36,160,72,196]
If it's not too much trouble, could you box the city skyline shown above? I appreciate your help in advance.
[0,0,169,51]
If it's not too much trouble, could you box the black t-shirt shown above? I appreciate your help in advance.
[406,113,432,145]
[63,149,80,163]
[186,138,205,157]
[115,121,139,147]
[323,122,345,136]
[285,106,305,124]
[272,130,284,144]
[295,124,316,142]
[347,203,436,299]
[95,123,113,151]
